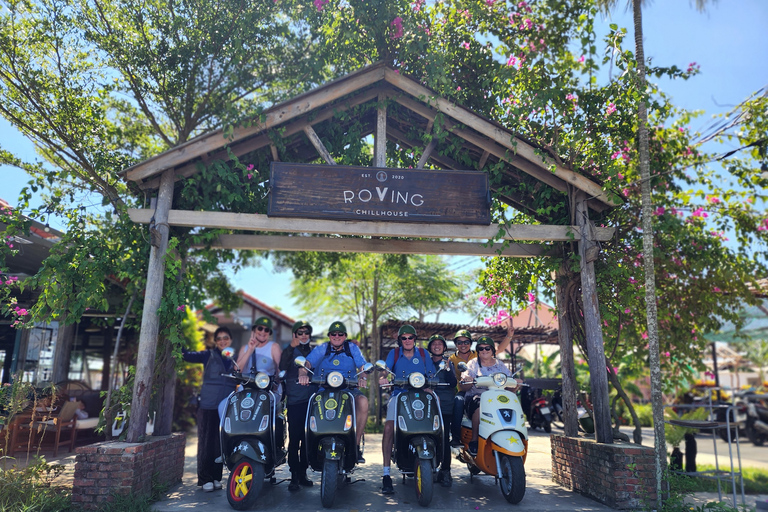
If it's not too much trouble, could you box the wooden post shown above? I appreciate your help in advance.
[52,316,75,383]
[555,265,579,437]
[374,98,386,167]
[125,169,174,443]
[575,191,612,444]
[154,336,176,436]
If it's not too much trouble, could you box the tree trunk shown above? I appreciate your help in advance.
[153,336,176,436]
[126,169,174,443]
[52,316,75,384]
[633,0,665,504]
[607,365,643,444]
[555,265,579,437]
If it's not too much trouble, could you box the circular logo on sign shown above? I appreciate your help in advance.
[325,399,338,410]
[376,170,388,182]
[332,359,340,366]
[498,395,509,403]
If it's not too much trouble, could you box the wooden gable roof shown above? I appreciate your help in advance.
[122,62,617,216]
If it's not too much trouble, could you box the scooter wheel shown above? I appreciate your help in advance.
[543,420,552,434]
[414,458,434,507]
[320,459,339,508]
[498,454,526,504]
[227,459,264,510]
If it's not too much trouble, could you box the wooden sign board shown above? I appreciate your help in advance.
[268,163,490,225]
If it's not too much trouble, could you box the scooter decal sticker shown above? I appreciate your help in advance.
[241,397,255,409]
[325,399,338,410]
[333,359,340,366]
[498,395,509,403]
[259,394,267,400]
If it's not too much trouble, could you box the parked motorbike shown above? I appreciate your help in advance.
[745,393,768,446]
[455,363,528,504]
[377,360,449,507]
[294,356,374,508]
[520,387,552,433]
[219,348,287,510]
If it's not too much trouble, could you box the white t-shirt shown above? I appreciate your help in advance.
[461,358,511,399]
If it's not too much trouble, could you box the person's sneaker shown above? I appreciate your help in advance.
[357,445,366,464]
[468,440,478,456]
[440,469,452,488]
[213,480,222,490]
[288,476,300,492]
[298,473,313,487]
[381,475,394,494]
[450,438,463,447]
[202,482,214,492]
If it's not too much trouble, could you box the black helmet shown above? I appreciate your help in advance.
[427,334,446,354]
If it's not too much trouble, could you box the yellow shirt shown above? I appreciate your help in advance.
[449,350,477,385]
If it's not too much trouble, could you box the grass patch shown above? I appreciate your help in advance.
[673,464,768,495]
[0,456,72,512]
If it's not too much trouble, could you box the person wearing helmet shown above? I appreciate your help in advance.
[237,316,281,382]
[298,321,369,464]
[448,323,515,446]
[426,334,458,487]
[279,321,316,491]
[380,324,430,494]
[459,335,520,456]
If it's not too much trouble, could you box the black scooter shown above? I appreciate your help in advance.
[295,356,375,508]
[377,360,448,507]
[745,393,768,446]
[219,351,287,510]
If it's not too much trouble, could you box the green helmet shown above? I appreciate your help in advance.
[427,334,446,353]
[475,335,496,355]
[453,329,472,341]
[328,320,347,335]
[292,320,312,334]
[253,316,273,332]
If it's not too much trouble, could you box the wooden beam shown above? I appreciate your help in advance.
[303,125,337,165]
[478,150,490,170]
[126,64,387,183]
[196,234,550,257]
[127,208,615,242]
[375,99,387,167]
[270,145,280,162]
[139,88,383,190]
[416,138,437,169]
[383,70,618,207]
[386,126,460,170]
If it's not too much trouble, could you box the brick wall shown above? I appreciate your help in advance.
[71,433,186,510]
[551,434,657,510]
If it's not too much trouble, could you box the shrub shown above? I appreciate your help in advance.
[0,457,71,512]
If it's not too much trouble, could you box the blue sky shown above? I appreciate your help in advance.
[1,0,766,327]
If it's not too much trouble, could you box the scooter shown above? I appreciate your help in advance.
[295,356,374,508]
[377,359,448,507]
[219,348,287,510]
[745,393,768,446]
[520,387,552,433]
[455,363,528,504]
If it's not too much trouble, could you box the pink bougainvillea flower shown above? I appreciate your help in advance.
[629,277,637,284]
[654,206,665,216]
[642,332,648,340]
[390,16,404,39]
[247,164,255,171]
[605,103,617,116]
[506,55,517,66]
[412,0,424,12]
[691,207,708,218]
[461,41,470,50]
[485,0,496,5]
[713,287,721,292]
[313,0,328,11]
[177,305,185,311]
[527,292,536,304]
[578,55,585,63]
[624,308,631,314]
[456,86,462,91]
[247,173,253,180]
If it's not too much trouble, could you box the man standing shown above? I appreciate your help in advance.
[298,321,369,463]
[380,324,429,494]
[279,320,315,491]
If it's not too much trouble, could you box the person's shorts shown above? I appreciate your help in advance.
[386,394,398,422]
[465,395,481,419]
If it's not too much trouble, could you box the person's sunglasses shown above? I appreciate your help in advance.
[477,345,493,352]
[455,339,471,345]
[329,332,346,337]
[215,336,230,341]
[400,335,415,341]
[296,330,311,336]
[255,326,270,333]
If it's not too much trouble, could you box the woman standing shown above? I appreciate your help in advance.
[182,326,236,492]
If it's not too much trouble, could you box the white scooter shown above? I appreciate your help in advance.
[455,363,528,504]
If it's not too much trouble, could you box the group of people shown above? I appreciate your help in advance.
[183,317,518,495]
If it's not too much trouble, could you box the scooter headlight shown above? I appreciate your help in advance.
[408,373,426,389]
[254,372,271,389]
[327,371,344,388]
[492,373,508,387]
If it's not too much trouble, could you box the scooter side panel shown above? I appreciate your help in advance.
[477,389,528,441]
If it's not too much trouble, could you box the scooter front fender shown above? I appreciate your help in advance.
[489,430,527,457]
[227,439,266,468]
[409,435,438,460]
[319,436,345,461]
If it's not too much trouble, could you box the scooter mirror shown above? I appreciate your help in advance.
[361,362,375,374]
[457,361,468,372]
[294,356,308,368]
[374,360,388,371]
[278,370,286,379]
[438,361,447,372]
[221,347,236,359]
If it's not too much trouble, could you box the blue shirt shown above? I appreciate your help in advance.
[306,341,367,380]
[386,347,429,397]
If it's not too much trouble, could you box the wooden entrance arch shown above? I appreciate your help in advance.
[121,62,618,444]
